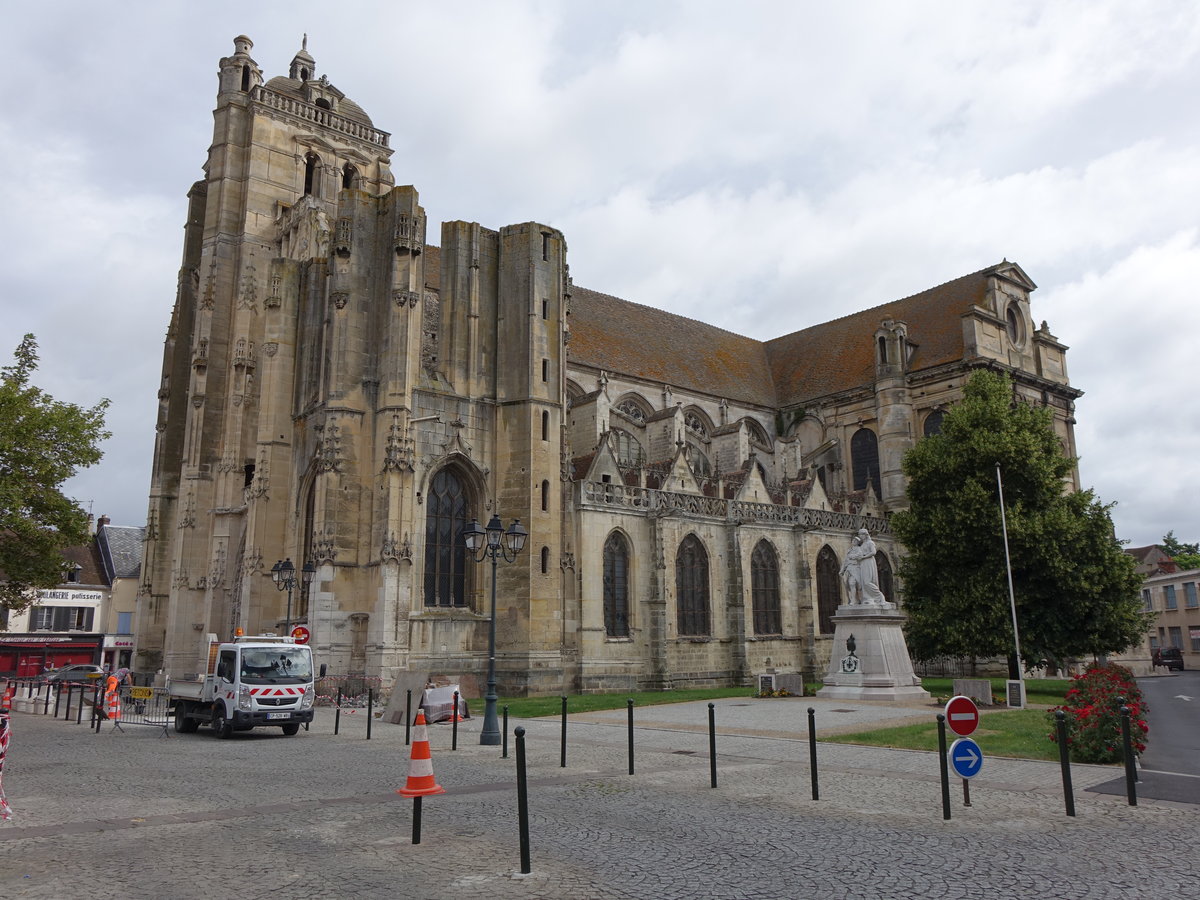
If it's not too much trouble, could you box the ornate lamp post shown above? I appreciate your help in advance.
[464,514,528,745]
[270,558,316,637]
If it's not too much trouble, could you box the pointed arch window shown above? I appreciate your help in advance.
[603,532,630,637]
[875,551,894,604]
[751,540,782,635]
[611,429,644,467]
[676,535,710,636]
[423,469,469,607]
[342,163,358,189]
[615,397,648,425]
[922,410,944,437]
[850,427,881,498]
[816,545,841,635]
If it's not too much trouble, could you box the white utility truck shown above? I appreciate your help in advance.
[169,633,316,737]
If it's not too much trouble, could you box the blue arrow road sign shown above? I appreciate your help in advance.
[948,737,984,779]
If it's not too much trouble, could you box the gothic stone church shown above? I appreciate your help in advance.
[137,37,1081,693]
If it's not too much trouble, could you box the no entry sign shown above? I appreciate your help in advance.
[944,695,979,736]
[290,626,311,644]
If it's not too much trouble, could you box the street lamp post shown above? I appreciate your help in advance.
[270,558,316,637]
[464,514,528,746]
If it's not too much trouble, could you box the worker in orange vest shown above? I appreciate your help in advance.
[103,668,130,720]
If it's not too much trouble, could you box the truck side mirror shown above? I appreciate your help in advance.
[319,664,327,678]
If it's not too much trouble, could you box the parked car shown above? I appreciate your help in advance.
[1153,647,1185,671]
[46,664,105,683]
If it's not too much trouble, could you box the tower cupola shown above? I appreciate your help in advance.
[218,34,262,95]
[289,35,316,82]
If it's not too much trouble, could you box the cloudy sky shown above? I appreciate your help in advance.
[4,2,1198,548]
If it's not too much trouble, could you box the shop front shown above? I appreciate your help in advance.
[0,634,104,677]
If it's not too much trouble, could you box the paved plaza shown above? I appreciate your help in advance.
[1,696,1197,899]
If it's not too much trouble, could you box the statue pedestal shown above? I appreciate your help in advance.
[816,604,931,702]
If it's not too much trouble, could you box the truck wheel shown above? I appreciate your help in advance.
[211,704,232,739]
[281,723,300,736]
[174,702,199,734]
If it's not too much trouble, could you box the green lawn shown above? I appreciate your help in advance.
[822,708,1065,761]
[473,677,1070,722]
[477,686,755,719]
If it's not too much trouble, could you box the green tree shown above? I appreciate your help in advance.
[892,370,1150,677]
[1160,531,1200,571]
[0,334,110,616]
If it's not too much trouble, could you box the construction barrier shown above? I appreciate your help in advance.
[97,686,172,736]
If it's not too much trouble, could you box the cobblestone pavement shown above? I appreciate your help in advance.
[1,697,1196,899]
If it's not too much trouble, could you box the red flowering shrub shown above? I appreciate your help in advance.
[1047,662,1149,764]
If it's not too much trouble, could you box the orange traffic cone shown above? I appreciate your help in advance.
[397,711,445,797]
[1,684,12,711]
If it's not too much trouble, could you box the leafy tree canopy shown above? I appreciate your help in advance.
[892,370,1150,674]
[1160,531,1200,571]
[0,335,110,614]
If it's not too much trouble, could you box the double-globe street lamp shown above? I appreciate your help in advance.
[463,514,528,746]
[270,558,316,638]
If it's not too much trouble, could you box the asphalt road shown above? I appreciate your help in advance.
[1085,672,1200,805]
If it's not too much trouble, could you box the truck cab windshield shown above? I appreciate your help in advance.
[239,647,313,684]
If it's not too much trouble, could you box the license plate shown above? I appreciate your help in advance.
[266,712,291,720]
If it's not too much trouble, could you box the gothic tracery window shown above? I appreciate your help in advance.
[816,545,841,635]
[611,429,644,467]
[684,410,709,438]
[850,427,881,498]
[751,540,781,635]
[603,532,630,638]
[676,535,710,636]
[923,410,944,437]
[423,469,469,607]
[616,398,648,425]
[876,551,894,604]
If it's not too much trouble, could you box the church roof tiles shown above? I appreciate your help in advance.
[568,287,777,408]
[569,265,1005,410]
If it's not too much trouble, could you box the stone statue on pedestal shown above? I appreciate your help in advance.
[840,528,887,606]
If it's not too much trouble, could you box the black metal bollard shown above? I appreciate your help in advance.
[452,691,459,751]
[412,796,423,845]
[405,689,412,746]
[64,683,72,721]
[807,707,819,801]
[367,689,373,741]
[560,696,568,768]
[1054,710,1076,816]
[627,699,635,775]
[76,685,85,725]
[334,688,342,735]
[93,682,102,733]
[43,683,51,715]
[1120,705,1138,806]
[708,702,717,789]
[502,705,509,759]
[515,726,531,874]
[937,714,951,821]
